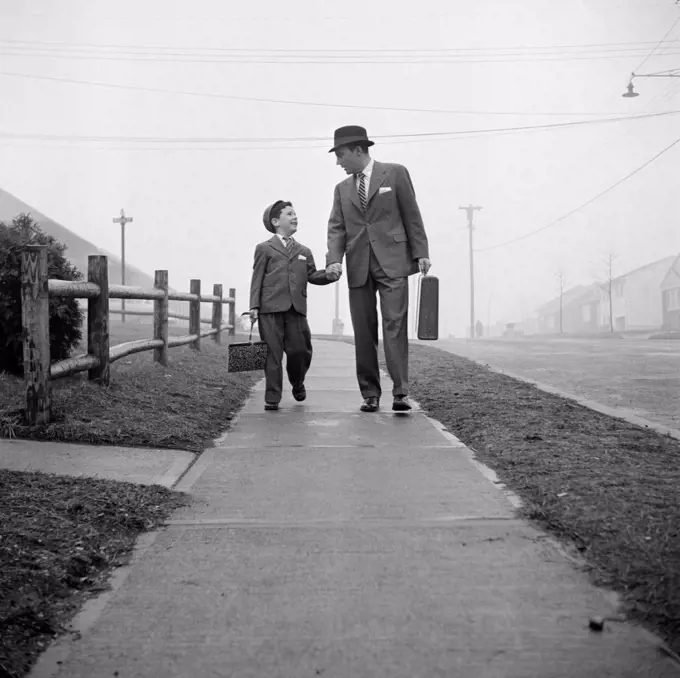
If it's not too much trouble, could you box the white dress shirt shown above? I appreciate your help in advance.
[356,158,374,191]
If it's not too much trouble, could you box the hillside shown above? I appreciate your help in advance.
[0,188,154,288]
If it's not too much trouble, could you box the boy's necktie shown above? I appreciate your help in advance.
[283,237,291,248]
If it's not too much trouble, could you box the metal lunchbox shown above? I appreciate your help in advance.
[415,274,439,340]
[228,318,268,372]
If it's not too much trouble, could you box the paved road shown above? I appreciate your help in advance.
[433,336,680,432]
[31,341,679,677]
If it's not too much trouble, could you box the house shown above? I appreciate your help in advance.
[598,256,677,331]
[535,284,601,334]
[661,254,680,330]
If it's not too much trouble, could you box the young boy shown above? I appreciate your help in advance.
[249,200,338,411]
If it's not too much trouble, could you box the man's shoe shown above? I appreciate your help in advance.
[392,395,412,412]
[292,384,306,402]
[360,396,380,413]
[264,402,279,411]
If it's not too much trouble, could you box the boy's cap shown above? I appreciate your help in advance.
[262,200,287,233]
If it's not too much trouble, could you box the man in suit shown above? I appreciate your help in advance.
[325,126,431,413]
[250,200,336,411]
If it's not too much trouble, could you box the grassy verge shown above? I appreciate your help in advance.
[0,321,258,451]
[0,321,259,675]
[393,343,680,652]
[0,470,187,678]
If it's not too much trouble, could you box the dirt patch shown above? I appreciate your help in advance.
[0,470,187,677]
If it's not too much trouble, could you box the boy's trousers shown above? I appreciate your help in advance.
[258,308,313,404]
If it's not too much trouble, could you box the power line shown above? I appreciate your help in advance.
[476,135,680,253]
[3,37,680,53]
[4,46,680,64]
[0,70,659,118]
[1,110,678,146]
[634,13,680,73]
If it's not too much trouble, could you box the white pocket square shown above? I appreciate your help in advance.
[378,186,392,194]
[297,254,307,260]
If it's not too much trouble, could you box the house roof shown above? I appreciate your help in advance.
[661,254,680,290]
[611,255,678,283]
[536,284,597,315]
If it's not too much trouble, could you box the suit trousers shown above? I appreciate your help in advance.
[348,248,409,399]
[258,307,313,404]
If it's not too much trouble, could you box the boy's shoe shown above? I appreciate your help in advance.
[264,402,279,411]
[292,384,307,402]
[392,395,412,412]
[360,396,380,412]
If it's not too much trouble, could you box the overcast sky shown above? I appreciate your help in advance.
[1,0,679,336]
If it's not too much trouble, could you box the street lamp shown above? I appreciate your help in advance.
[622,69,680,97]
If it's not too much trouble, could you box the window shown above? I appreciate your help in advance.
[667,287,680,311]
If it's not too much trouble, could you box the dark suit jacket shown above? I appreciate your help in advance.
[326,161,429,288]
[250,236,331,315]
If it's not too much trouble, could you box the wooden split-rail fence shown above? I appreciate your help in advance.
[20,245,237,425]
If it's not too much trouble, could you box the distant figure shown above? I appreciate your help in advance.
[325,125,431,414]
[475,320,484,338]
[249,201,338,411]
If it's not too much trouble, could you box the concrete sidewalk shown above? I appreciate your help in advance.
[0,438,194,488]
[31,340,679,677]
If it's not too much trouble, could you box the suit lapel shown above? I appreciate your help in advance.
[366,161,387,207]
[270,235,302,259]
[268,235,287,256]
[345,176,362,212]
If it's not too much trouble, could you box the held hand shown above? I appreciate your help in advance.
[418,258,432,275]
[326,263,343,280]
[249,308,259,323]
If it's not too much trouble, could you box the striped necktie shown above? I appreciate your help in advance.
[357,172,368,211]
[283,236,291,248]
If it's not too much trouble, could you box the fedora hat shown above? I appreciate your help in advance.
[328,125,375,153]
[262,200,288,233]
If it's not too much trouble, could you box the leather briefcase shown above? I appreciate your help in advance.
[415,274,439,340]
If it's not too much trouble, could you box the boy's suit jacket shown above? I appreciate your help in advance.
[326,161,429,288]
[250,236,331,315]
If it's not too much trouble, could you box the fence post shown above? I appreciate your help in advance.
[190,279,201,351]
[228,287,236,338]
[212,284,223,344]
[87,255,110,384]
[154,270,169,366]
[21,245,51,425]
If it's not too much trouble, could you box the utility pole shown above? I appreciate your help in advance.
[486,294,492,338]
[605,252,615,333]
[556,269,566,334]
[112,208,133,323]
[331,276,344,336]
[459,204,482,339]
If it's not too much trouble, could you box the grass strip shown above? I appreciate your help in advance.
[388,342,680,652]
[0,340,259,451]
[0,470,187,677]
